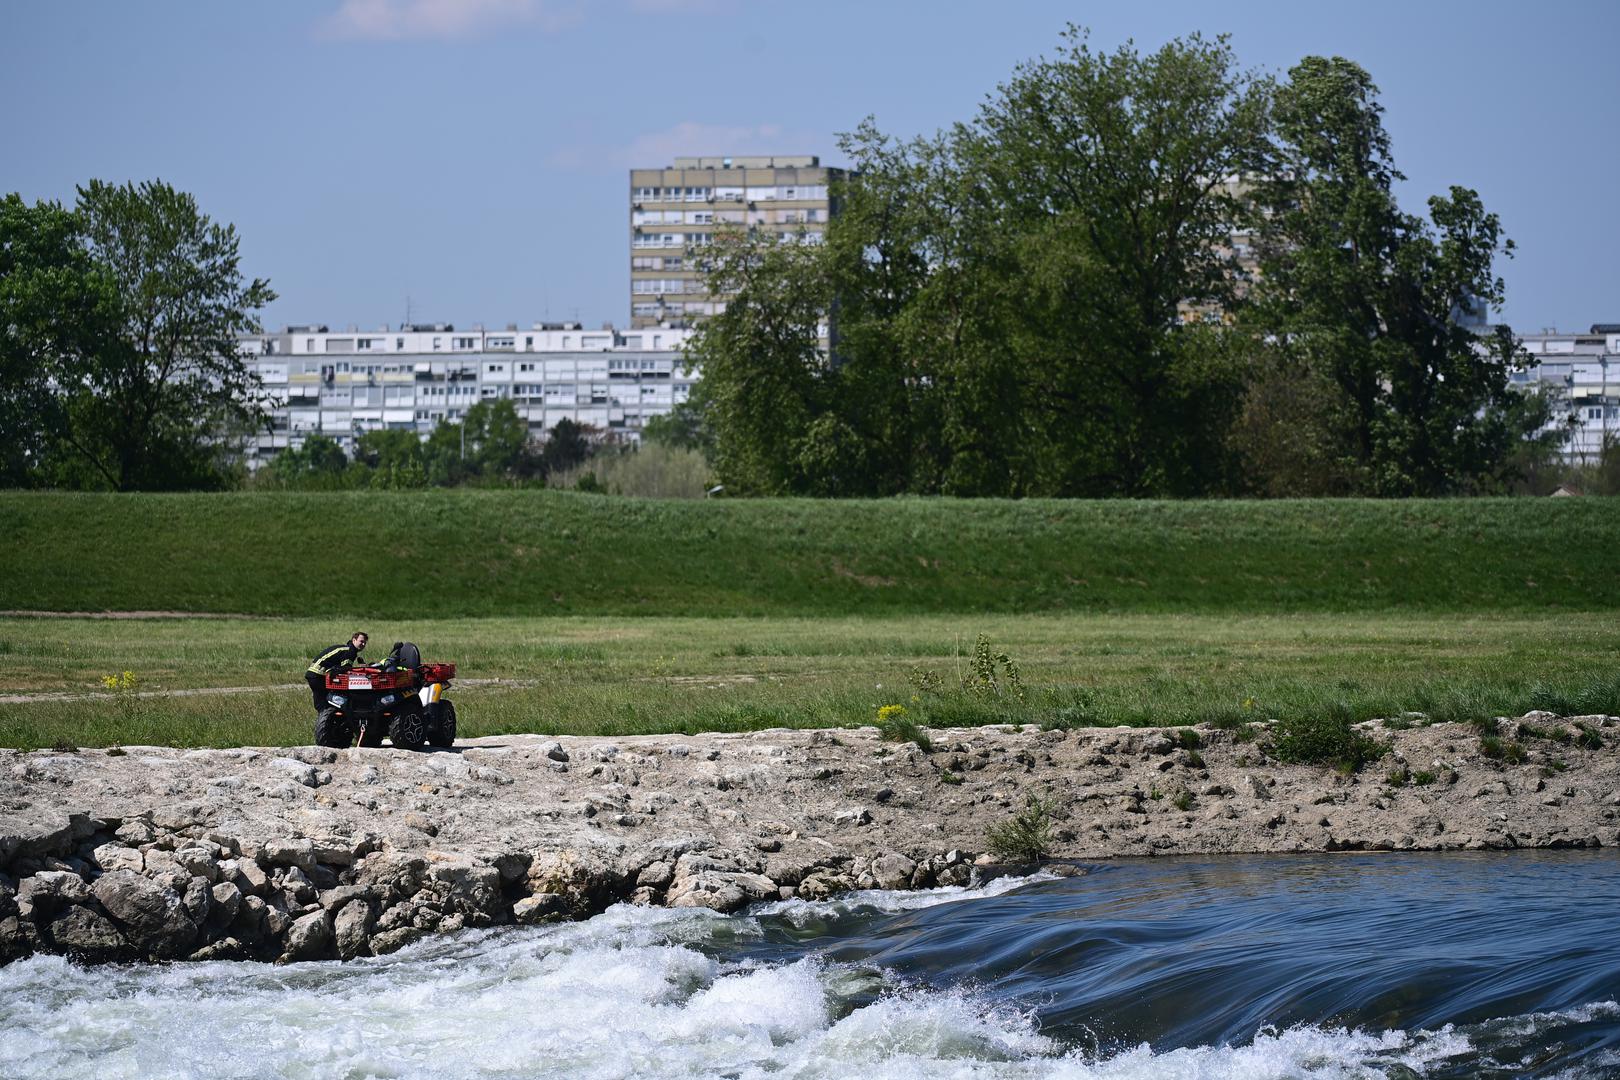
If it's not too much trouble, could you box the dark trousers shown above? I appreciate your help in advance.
[307,672,328,713]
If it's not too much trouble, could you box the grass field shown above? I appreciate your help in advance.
[3,492,1618,617]
[3,612,1617,751]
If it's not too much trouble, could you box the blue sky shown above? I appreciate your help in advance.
[4,0,1616,333]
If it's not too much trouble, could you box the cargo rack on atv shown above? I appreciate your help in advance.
[325,662,456,692]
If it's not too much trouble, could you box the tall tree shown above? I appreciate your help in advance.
[1252,57,1547,495]
[66,181,274,489]
[0,195,106,486]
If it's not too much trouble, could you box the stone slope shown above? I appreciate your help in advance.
[2,714,1616,965]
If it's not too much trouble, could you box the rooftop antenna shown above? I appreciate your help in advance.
[403,295,414,328]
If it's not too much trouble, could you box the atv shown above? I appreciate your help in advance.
[314,642,457,750]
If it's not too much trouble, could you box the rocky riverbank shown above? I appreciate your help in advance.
[3,714,1617,965]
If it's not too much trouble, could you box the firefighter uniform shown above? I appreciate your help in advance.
[306,642,364,713]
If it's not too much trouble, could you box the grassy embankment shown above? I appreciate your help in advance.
[1,492,1616,750]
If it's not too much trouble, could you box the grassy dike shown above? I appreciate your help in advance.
[1,491,1617,617]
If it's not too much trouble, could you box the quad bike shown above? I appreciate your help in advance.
[314,642,457,750]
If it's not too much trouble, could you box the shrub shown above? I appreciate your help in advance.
[1385,766,1410,787]
[1271,705,1388,773]
[1171,790,1194,812]
[1412,769,1437,786]
[1575,722,1605,751]
[986,791,1056,863]
[962,634,1026,703]
[939,769,963,785]
[1479,736,1526,764]
[1175,728,1202,750]
[1185,749,1205,769]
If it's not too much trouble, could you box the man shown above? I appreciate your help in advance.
[306,632,368,714]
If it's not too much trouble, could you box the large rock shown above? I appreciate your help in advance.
[17,870,90,920]
[91,843,145,874]
[90,871,199,959]
[281,909,335,962]
[46,905,128,962]
[870,853,917,890]
[666,871,776,913]
[332,900,373,960]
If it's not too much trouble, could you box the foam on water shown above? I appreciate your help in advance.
[3,860,1617,1079]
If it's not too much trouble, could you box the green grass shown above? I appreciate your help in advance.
[3,612,1618,750]
[2,492,1618,617]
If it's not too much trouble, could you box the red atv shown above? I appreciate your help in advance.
[314,642,457,750]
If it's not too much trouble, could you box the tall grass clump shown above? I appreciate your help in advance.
[1270,703,1388,773]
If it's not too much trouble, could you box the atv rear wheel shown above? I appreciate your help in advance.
[426,700,457,748]
[390,710,427,750]
[314,709,351,748]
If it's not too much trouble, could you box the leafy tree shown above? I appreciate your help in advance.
[0,195,105,487]
[261,433,351,489]
[685,229,831,494]
[1251,57,1547,495]
[541,417,594,476]
[7,181,275,490]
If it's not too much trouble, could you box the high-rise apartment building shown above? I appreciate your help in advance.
[629,155,843,328]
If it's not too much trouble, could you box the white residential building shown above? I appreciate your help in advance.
[1514,325,1620,460]
[237,322,697,465]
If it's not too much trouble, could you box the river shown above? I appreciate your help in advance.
[3,850,1617,1078]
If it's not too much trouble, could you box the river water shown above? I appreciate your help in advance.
[3,851,1617,1079]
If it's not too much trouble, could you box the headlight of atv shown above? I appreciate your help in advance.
[329,694,347,708]
[380,694,397,706]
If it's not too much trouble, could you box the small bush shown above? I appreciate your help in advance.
[986,791,1056,863]
[1386,766,1410,787]
[1171,790,1194,812]
[1176,728,1202,750]
[1412,770,1437,786]
[1479,736,1527,764]
[1271,706,1388,773]
[1575,722,1605,751]
[939,769,963,785]
[962,634,1026,703]
[1185,749,1205,769]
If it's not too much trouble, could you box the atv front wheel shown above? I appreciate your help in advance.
[390,710,427,750]
[314,709,351,748]
[426,700,457,748]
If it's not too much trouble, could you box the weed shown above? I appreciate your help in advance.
[1575,722,1605,751]
[1386,766,1411,787]
[985,790,1056,864]
[1185,749,1205,769]
[1479,736,1527,764]
[1412,770,1437,786]
[50,739,79,753]
[1149,786,1163,801]
[105,746,126,757]
[1516,721,1570,744]
[939,770,963,785]
[1176,728,1202,750]
[1172,790,1193,812]
[876,704,932,752]
[962,634,1026,703]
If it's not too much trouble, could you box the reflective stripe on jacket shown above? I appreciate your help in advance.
[307,644,361,676]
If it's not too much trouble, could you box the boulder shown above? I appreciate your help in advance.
[91,843,145,874]
[870,853,917,891]
[333,900,373,959]
[512,893,567,924]
[18,870,91,920]
[90,871,199,959]
[281,909,335,962]
[46,905,127,962]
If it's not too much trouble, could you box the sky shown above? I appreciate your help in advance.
[4,0,1617,334]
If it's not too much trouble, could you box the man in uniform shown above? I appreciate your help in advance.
[306,631,368,714]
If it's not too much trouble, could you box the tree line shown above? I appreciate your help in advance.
[685,30,1568,498]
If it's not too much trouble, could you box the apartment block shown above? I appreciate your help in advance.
[1514,324,1620,460]
[237,322,696,466]
[629,155,844,328]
